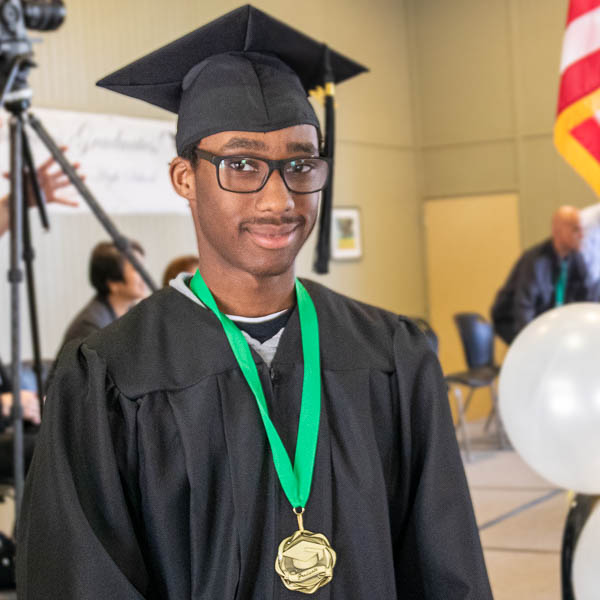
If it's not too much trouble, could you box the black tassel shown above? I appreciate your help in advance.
[313,46,335,274]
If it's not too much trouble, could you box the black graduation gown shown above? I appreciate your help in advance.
[17,280,492,599]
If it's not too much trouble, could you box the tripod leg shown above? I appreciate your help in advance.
[26,113,158,293]
[8,116,25,519]
[561,494,598,600]
[22,125,48,230]
[21,145,45,416]
[0,56,28,109]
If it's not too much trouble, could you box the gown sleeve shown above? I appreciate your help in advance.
[392,322,493,599]
[16,341,149,599]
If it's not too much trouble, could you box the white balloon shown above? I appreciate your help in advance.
[499,303,600,494]
[573,500,600,600]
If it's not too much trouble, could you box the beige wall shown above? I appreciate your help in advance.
[1,0,592,362]
[0,0,423,359]
[408,0,596,250]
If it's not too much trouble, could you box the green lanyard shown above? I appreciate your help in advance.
[189,270,321,510]
[555,259,569,307]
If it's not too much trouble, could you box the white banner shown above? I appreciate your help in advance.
[0,107,189,214]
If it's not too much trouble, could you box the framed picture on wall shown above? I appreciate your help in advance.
[331,207,362,260]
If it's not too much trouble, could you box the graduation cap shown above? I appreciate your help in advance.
[97,4,367,273]
[282,540,327,566]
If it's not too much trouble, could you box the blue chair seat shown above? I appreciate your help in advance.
[445,365,500,388]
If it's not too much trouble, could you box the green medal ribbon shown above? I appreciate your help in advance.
[189,270,321,509]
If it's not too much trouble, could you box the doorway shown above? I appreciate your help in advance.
[424,194,521,420]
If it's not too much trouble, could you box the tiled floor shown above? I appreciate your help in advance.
[463,422,569,600]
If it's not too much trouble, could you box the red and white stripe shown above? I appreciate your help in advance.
[560,5,600,73]
[555,0,600,196]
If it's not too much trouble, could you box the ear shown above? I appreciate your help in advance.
[106,277,122,296]
[170,157,197,202]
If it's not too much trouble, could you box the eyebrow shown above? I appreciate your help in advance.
[287,141,318,155]
[220,137,268,152]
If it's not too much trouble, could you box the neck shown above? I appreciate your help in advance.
[552,239,570,260]
[197,263,296,317]
[106,293,134,318]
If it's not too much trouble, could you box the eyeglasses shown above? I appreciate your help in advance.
[193,149,331,194]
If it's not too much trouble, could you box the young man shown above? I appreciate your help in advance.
[17,6,492,599]
[60,240,149,346]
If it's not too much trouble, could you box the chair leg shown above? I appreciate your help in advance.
[452,385,472,462]
[490,379,509,449]
[484,403,495,432]
[463,388,475,415]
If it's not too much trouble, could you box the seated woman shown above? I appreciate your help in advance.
[162,254,199,287]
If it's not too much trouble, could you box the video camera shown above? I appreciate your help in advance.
[0,0,65,104]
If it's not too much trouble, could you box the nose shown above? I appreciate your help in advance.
[254,168,294,213]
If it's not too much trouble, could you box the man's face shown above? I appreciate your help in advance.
[557,215,584,253]
[172,125,320,280]
[110,250,149,301]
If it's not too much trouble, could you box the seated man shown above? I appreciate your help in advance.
[0,390,39,478]
[0,392,40,430]
[60,240,148,346]
[492,205,593,344]
[0,361,40,430]
[0,360,40,479]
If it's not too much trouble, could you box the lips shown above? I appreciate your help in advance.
[244,222,301,250]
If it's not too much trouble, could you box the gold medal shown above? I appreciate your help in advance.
[275,509,336,594]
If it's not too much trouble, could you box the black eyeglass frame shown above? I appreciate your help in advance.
[192,148,331,194]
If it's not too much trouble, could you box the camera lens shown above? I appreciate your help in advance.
[23,1,65,32]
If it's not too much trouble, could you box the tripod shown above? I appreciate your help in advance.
[7,88,158,520]
[561,494,598,600]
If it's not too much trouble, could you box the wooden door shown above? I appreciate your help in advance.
[424,194,521,420]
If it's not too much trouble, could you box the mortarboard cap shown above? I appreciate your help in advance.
[96,4,367,154]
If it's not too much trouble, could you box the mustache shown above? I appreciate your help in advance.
[240,215,305,229]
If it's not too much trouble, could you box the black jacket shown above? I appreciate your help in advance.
[491,239,593,344]
[60,295,117,347]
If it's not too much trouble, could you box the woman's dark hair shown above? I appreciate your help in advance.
[162,254,199,287]
[89,240,144,297]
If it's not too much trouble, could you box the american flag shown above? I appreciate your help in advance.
[555,0,600,195]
